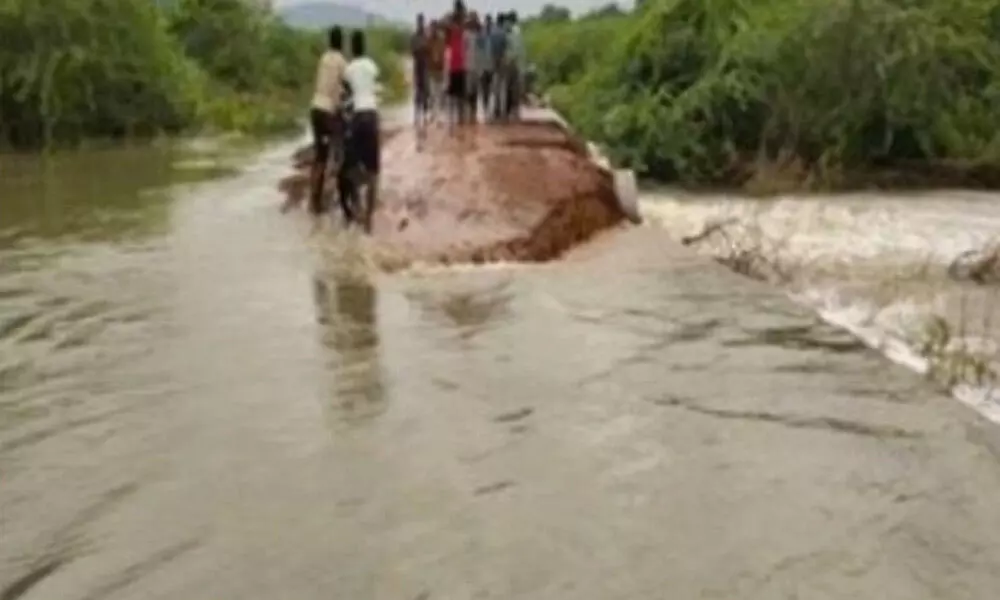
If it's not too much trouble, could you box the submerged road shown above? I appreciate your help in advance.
[2,124,1000,599]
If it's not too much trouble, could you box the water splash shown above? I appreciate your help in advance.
[639,190,1000,424]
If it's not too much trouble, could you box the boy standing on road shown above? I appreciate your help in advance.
[490,13,509,121]
[464,12,482,124]
[477,14,495,119]
[445,2,468,129]
[506,11,526,121]
[410,14,430,132]
[427,21,447,121]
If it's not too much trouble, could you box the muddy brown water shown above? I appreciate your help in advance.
[3,136,1000,600]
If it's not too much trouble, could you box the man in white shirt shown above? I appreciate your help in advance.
[340,30,382,233]
[301,26,348,218]
[506,12,525,120]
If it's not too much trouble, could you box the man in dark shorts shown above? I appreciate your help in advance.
[410,13,430,131]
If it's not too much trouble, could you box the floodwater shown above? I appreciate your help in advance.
[643,192,1000,420]
[3,136,1000,599]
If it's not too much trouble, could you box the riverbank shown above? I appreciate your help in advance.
[525,0,1000,191]
[0,0,406,150]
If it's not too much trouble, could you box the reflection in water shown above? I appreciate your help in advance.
[0,143,236,246]
[312,273,386,424]
[406,278,513,342]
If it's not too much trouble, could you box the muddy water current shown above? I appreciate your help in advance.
[3,136,1000,599]
[644,191,1000,422]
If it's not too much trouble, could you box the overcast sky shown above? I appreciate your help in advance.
[274,0,633,21]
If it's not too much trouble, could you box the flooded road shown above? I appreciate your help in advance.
[4,138,1000,599]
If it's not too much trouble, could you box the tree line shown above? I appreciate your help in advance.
[0,0,407,150]
[531,3,625,24]
[524,0,1000,190]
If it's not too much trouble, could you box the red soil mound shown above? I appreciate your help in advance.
[278,119,629,268]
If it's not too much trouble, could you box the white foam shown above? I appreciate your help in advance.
[639,193,1000,425]
[794,284,1000,424]
[639,191,999,266]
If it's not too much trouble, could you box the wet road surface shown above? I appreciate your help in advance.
[3,138,1000,599]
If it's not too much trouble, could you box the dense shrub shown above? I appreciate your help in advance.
[526,0,1000,187]
[525,15,626,91]
[0,0,202,147]
[368,28,410,104]
[0,0,407,149]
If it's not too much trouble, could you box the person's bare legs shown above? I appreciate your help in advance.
[363,174,378,234]
[450,85,464,134]
[512,70,519,120]
[468,75,478,125]
[447,77,456,134]
[414,88,423,136]
[415,85,427,149]
[493,68,507,123]
[306,156,327,234]
[435,79,445,123]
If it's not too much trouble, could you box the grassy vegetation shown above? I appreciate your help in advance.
[525,0,1000,189]
[0,0,407,150]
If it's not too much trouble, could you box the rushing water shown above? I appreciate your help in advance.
[643,191,1000,422]
[4,136,1000,599]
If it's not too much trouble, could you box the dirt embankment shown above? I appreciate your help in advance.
[278,120,628,268]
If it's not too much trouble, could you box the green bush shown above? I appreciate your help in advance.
[167,0,318,94]
[526,0,1000,187]
[525,15,626,91]
[369,27,410,104]
[0,0,202,148]
[0,0,407,150]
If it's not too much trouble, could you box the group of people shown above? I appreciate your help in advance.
[410,1,529,128]
[304,27,383,229]
[298,1,534,231]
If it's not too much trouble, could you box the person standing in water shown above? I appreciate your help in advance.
[410,13,431,132]
[299,26,348,220]
[341,30,382,233]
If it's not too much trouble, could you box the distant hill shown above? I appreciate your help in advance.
[277,2,399,29]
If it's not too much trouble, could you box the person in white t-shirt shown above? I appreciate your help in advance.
[339,30,382,233]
